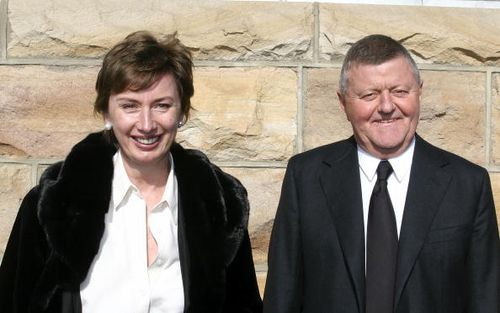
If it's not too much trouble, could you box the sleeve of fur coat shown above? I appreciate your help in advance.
[212,166,263,313]
[0,186,49,313]
[223,230,263,313]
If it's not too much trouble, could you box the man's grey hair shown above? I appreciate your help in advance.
[339,34,421,95]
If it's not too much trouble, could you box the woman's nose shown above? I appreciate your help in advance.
[138,109,156,132]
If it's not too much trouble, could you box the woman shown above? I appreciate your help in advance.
[0,31,263,313]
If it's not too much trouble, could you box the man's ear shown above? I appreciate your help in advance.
[337,90,351,121]
[418,80,424,100]
[337,91,345,112]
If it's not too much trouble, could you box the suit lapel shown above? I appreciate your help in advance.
[394,136,452,308]
[319,138,365,313]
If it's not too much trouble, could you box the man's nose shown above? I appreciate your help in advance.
[378,90,395,113]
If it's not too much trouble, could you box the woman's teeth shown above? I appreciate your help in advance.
[135,137,159,145]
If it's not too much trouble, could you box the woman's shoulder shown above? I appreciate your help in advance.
[171,143,247,197]
[39,161,64,183]
[171,143,250,255]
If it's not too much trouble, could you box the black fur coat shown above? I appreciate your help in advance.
[0,132,263,313]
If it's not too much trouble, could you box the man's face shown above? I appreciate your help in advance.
[338,56,422,159]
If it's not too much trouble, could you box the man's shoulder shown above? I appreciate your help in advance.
[289,137,356,166]
[415,135,487,176]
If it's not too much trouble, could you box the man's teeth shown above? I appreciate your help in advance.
[136,137,159,144]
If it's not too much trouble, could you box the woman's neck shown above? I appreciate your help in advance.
[121,154,170,199]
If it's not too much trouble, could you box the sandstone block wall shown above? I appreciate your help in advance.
[1,0,499,293]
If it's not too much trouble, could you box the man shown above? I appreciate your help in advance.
[263,34,499,313]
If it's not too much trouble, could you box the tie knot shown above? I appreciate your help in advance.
[377,160,393,181]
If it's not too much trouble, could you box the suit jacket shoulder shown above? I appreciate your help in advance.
[413,134,490,188]
[289,137,357,171]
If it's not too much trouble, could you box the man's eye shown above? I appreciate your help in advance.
[361,93,377,101]
[392,89,409,97]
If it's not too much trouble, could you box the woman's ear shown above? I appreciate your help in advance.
[104,116,112,130]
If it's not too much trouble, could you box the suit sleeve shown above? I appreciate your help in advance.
[263,159,303,313]
[467,170,500,313]
[0,186,48,313]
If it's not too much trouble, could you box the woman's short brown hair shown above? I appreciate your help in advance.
[94,31,194,121]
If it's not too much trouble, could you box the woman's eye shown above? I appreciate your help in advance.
[120,103,138,111]
[155,103,172,110]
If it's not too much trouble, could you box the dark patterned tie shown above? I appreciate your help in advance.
[366,160,398,313]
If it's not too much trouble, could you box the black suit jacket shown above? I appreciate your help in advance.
[263,135,499,313]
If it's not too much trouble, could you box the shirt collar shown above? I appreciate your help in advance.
[111,151,178,220]
[357,137,415,183]
[163,154,178,219]
[112,151,135,211]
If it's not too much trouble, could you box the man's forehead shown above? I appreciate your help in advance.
[348,55,410,70]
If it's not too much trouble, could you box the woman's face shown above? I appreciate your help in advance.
[105,73,183,170]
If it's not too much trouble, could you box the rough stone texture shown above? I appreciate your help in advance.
[0,66,296,161]
[493,73,500,166]
[417,70,485,165]
[0,65,102,158]
[303,68,352,151]
[0,0,6,60]
[319,4,500,66]
[177,67,297,162]
[305,68,486,165]
[8,0,314,61]
[0,164,32,257]
[256,270,267,298]
[491,173,500,231]
[223,167,285,263]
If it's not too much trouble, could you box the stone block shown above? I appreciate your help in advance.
[303,68,352,151]
[1,65,297,162]
[8,0,314,61]
[177,67,297,162]
[255,269,267,298]
[222,167,285,264]
[0,164,32,257]
[492,73,500,166]
[417,70,485,165]
[0,65,102,158]
[319,4,500,66]
[0,0,6,60]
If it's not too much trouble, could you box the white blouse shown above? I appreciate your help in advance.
[80,151,184,313]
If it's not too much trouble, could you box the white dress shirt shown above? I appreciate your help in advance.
[358,138,415,247]
[80,151,184,313]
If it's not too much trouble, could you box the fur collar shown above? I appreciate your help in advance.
[32,132,249,311]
